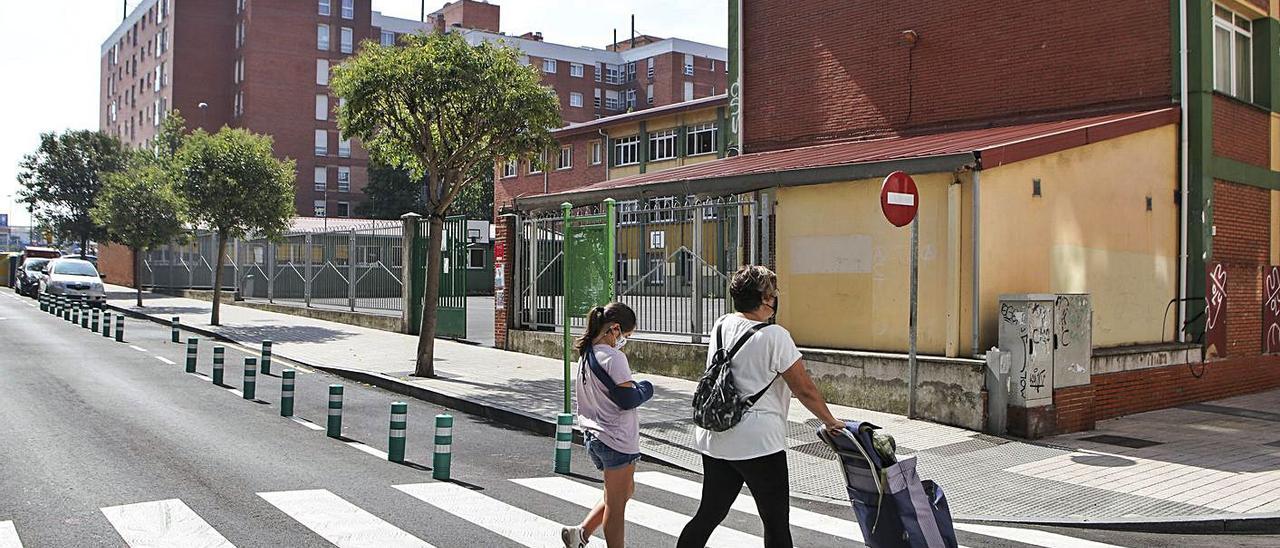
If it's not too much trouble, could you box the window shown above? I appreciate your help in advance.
[341,0,353,19]
[626,62,636,82]
[340,27,353,54]
[319,0,331,16]
[646,84,654,105]
[605,90,620,111]
[501,159,517,178]
[594,62,602,82]
[315,94,328,120]
[556,145,572,170]
[337,166,350,191]
[685,122,719,156]
[467,248,485,269]
[683,54,694,76]
[618,200,640,225]
[613,135,639,166]
[683,81,694,101]
[646,57,654,79]
[646,252,665,285]
[528,152,544,174]
[315,130,328,155]
[314,200,327,217]
[381,31,395,46]
[710,59,716,71]
[336,201,350,217]
[234,57,244,83]
[570,63,584,78]
[569,92,583,108]
[648,197,676,223]
[542,58,557,73]
[604,64,622,84]
[648,129,677,161]
[590,140,602,165]
[625,89,636,110]
[153,99,162,126]
[316,59,329,85]
[317,24,330,50]
[234,91,244,117]
[154,65,162,91]
[338,136,351,157]
[314,167,328,191]
[594,88,602,109]
[616,253,629,282]
[1213,5,1253,102]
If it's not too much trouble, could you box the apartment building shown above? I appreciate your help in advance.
[99,0,724,219]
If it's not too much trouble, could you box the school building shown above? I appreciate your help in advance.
[496,0,1280,437]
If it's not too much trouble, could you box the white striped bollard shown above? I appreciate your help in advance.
[102,311,112,337]
[388,402,407,463]
[243,357,257,400]
[433,414,452,480]
[80,305,89,329]
[39,294,47,312]
[554,413,573,474]
[280,370,295,417]
[260,340,273,375]
[114,315,124,342]
[91,308,100,332]
[170,316,180,343]
[186,338,198,373]
[71,304,79,325]
[327,385,343,438]
[212,346,225,385]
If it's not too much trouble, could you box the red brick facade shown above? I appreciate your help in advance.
[493,215,516,348]
[1212,95,1273,168]
[1213,179,1270,358]
[741,0,1173,153]
[97,243,137,288]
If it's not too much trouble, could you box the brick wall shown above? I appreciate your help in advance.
[97,243,136,288]
[493,215,517,348]
[495,132,606,214]
[1092,354,1280,422]
[1212,95,1273,168]
[172,0,234,134]
[742,0,1173,152]
[1213,179,1270,357]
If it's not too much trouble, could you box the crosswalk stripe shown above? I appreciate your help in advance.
[953,523,1127,548]
[633,471,867,544]
[347,442,388,460]
[513,477,760,548]
[258,489,432,548]
[0,521,23,548]
[395,483,605,548]
[155,356,176,365]
[99,499,235,548]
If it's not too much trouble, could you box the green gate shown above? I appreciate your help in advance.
[409,215,467,339]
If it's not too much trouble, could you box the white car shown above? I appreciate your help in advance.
[40,258,106,306]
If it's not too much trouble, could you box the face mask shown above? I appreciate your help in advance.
[767,296,780,324]
[613,336,628,350]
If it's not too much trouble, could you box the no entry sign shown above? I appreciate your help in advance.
[880,171,919,227]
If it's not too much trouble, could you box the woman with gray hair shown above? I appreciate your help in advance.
[678,265,844,548]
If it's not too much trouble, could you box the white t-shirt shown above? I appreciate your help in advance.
[576,344,641,454]
[692,314,802,460]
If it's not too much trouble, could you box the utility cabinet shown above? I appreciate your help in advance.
[996,293,1092,438]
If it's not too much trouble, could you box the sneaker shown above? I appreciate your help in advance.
[560,525,587,548]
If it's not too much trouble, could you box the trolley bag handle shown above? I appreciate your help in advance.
[819,423,887,532]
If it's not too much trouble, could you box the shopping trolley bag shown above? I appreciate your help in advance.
[818,421,958,548]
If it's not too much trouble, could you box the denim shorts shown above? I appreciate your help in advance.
[585,432,641,471]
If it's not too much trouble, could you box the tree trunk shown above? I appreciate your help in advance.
[80,237,88,259]
[133,246,143,307]
[414,214,445,377]
[212,231,227,326]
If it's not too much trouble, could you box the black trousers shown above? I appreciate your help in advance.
[676,451,792,548]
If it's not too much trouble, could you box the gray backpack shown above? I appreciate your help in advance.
[692,322,778,432]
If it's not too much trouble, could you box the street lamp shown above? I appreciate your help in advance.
[198,102,209,129]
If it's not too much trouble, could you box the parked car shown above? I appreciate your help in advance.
[40,258,106,306]
[15,257,51,297]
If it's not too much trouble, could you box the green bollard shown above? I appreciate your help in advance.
[39,294,47,312]
[242,358,257,400]
[212,346,225,385]
[81,305,90,329]
[186,338,198,373]
[91,308,100,332]
[71,304,79,325]
[102,312,112,337]
[327,385,343,438]
[280,369,295,417]
[171,316,180,343]
[433,414,453,480]
[260,340,273,375]
[115,315,124,342]
[388,402,407,463]
[554,413,573,474]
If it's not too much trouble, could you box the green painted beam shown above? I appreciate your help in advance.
[1184,0,1215,338]
[1255,17,1280,112]
[638,121,648,174]
[1211,156,1280,188]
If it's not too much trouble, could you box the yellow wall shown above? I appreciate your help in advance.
[978,125,1179,349]
[601,105,723,180]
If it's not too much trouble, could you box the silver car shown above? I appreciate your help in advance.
[40,258,106,306]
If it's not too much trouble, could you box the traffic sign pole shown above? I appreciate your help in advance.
[880,171,921,419]
[908,215,919,419]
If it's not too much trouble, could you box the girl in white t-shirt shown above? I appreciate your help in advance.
[679,266,845,548]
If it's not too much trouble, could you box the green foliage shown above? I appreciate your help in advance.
[358,159,494,220]
[92,150,187,253]
[153,110,188,165]
[174,127,297,240]
[16,130,127,250]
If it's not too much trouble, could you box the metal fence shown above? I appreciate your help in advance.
[517,196,757,341]
[140,222,405,314]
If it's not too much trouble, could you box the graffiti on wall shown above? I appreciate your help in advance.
[1000,301,1053,401]
[1265,266,1280,354]
[1053,295,1092,388]
[1205,262,1228,359]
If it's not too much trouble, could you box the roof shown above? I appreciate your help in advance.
[516,107,1180,210]
[288,217,402,233]
[555,95,727,138]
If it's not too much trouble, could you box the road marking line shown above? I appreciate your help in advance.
[347,442,388,460]
[512,477,760,548]
[129,345,148,353]
[395,482,605,548]
[952,523,1126,548]
[0,521,22,548]
[100,498,235,548]
[228,389,244,397]
[634,471,869,544]
[291,417,325,431]
[258,489,433,548]
[155,356,176,365]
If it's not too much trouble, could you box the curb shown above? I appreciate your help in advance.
[954,512,1280,535]
[104,303,699,475]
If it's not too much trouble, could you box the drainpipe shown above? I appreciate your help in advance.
[970,168,981,357]
[599,129,610,180]
[1178,0,1190,342]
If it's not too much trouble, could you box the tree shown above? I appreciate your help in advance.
[17,130,127,257]
[93,151,187,306]
[175,128,296,325]
[357,159,494,221]
[333,32,561,376]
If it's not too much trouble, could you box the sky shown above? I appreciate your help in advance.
[0,0,727,226]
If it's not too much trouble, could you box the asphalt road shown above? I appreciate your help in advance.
[1,287,1277,547]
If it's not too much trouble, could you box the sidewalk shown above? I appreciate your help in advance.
[106,286,1280,524]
